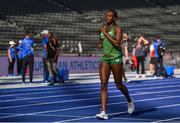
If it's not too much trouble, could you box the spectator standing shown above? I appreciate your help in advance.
[121,33,130,82]
[78,41,82,56]
[153,36,166,78]
[16,40,23,75]
[133,36,148,79]
[46,32,63,85]
[149,41,155,75]
[21,31,35,83]
[40,30,50,82]
[7,41,16,76]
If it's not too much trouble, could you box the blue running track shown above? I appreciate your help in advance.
[0,78,180,122]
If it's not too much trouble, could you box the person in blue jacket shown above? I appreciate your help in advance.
[21,31,35,83]
[7,41,16,76]
[16,40,23,75]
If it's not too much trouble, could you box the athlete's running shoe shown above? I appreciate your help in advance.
[96,111,108,120]
[128,98,135,114]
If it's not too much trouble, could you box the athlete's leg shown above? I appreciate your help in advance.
[99,61,111,112]
[111,62,132,102]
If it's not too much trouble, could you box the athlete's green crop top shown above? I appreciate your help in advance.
[100,25,122,60]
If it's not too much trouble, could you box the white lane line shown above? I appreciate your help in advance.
[0,84,179,103]
[56,103,180,122]
[0,80,180,98]
[152,116,180,123]
[31,114,85,118]
[1,95,180,120]
[59,117,156,123]
[41,114,83,118]
[0,78,178,93]
[0,113,84,118]
[0,113,17,115]
[112,117,157,121]
[0,88,180,110]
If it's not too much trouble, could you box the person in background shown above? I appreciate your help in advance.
[16,40,23,75]
[149,41,155,75]
[78,41,82,56]
[153,35,166,78]
[96,9,134,120]
[131,45,138,71]
[133,36,149,79]
[40,30,50,82]
[121,33,130,82]
[46,32,63,85]
[7,41,16,76]
[21,31,35,83]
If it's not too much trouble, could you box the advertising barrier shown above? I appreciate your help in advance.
[0,56,100,76]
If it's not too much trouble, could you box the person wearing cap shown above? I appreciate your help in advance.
[21,31,35,83]
[40,30,50,82]
[7,41,16,76]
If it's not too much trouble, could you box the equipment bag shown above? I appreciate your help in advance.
[58,68,69,81]
[164,66,174,76]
